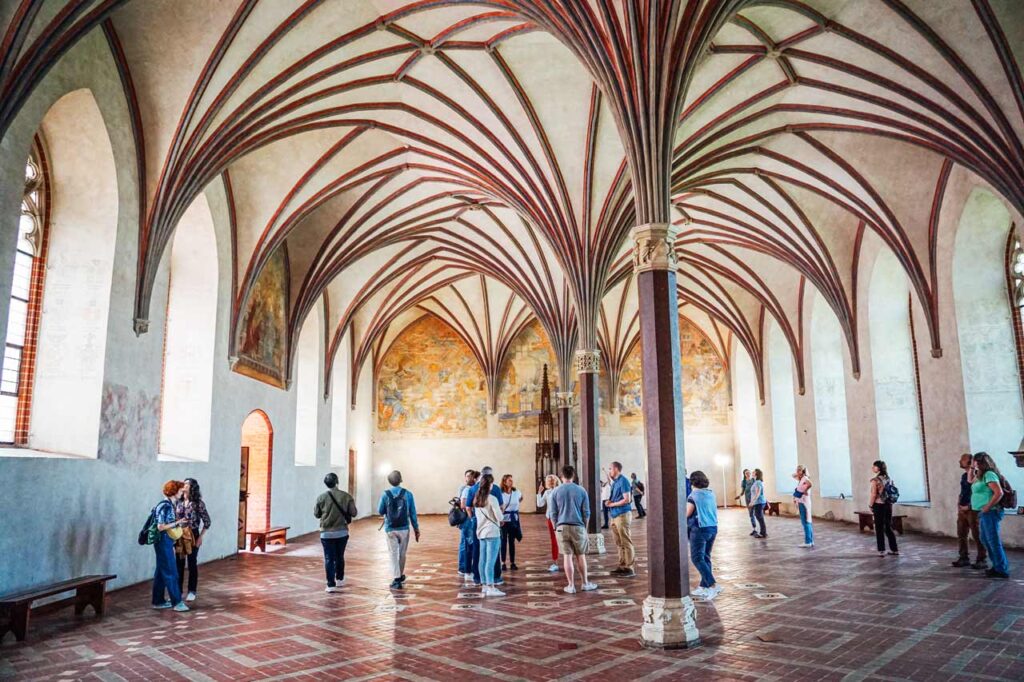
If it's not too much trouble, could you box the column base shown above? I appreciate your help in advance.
[640,595,700,649]
[587,533,606,555]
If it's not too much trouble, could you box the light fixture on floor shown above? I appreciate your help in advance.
[713,453,732,507]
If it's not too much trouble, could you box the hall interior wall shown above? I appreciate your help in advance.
[0,34,374,595]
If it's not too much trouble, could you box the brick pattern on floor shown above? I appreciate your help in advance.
[1,509,1023,681]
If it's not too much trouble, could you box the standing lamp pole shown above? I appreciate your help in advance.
[714,453,731,509]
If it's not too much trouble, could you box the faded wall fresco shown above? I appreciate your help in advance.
[235,247,289,387]
[497,320,559,437]
[618,318,730,433]
[99,383,160,468]
[377,315,487,437]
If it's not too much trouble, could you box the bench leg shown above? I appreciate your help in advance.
[894,518,904,535]
[75,583,105,616]
[9,603,29,642]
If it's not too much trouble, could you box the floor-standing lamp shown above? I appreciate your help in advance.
[714,453,732,508]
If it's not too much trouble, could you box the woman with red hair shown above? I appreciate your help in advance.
[152,480,189,612]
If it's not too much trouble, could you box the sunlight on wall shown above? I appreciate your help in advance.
[732,344,762,473]
[768,320,799,494]
[811,293,853,498]
[293,302,321,466]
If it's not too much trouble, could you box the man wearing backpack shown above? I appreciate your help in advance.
[314,473,358,593]
[377,470,420,589]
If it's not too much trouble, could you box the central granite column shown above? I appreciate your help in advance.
[576,349,605,554]
[634,223,699,649]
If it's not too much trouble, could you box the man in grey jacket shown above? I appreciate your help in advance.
[546,465,598,594]
[314,473,358,593]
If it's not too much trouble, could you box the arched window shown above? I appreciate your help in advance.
[768,320,799,494]
[0,148,49,444]
[810,293,853,498]
[293,300,323,466]
[330,329,350,468]
[731,343,762,474]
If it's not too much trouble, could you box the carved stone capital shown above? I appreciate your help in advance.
[640,595,700,649]
[632,222,679,274]
[574,349,601,374]
[133,317,150,336]
[554,391,576,409]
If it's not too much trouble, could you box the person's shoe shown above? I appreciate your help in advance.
[951,558,971,568]
[501,563,507,571]
[325,586,337,593]
[390,579,403,589]
[753,533,765,539]
[581,582,598,592]
[877,551,886,557]
[618,569,637,578]
[988,570,1010,579]
[547,563,560,573]
[691,587,709,599]
[510,563,519,571]
[704,585,722,600]
[749,530,758,537]
[487,586,507,597]
[971,560,988,570]
[186,592,197,602]
[610,567,628,575]
[151,601,172,610]
[337,578,346,587]
[600,525,609,530]
[494,578,505,586]
[563,585,577,594]
[398,574,407,584]
[172,602,190,612]
[799,543,815,548]
[887,551,899,556]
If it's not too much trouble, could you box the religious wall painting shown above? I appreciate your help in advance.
[496,320,559,437]
[234,247,289,388]
[376,315,487,437]
[618,318,730,433]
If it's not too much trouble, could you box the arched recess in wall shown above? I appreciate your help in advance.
[731,341,762,474]
[330,328,350,468]
[810,292,853,498]
[158,193,217,462]
[241,409,273,540]
[376,314,487,438]
[768,319,799,494]
[293,298,324,467]
[0,89,117,458]
[953,188,1024,490]
[869,249,928,502]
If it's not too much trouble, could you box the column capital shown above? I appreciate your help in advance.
[632,222,679,274]
[574,349,601,374]
[554,391,576,409]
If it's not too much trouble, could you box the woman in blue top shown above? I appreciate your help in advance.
[686,471,721,600]
[748,469,767,538]
[152,480,189,612]
[971,453,1009,579]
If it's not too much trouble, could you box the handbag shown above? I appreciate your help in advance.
[448,498,468,527]
[326,490,353,524]
[510,512,523,542]
[167,525,184,541]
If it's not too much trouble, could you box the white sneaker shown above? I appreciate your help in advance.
[172,602,190,612]
[486,586,506,597]
[337,579,346,587]
[691,587,709,598]
[581,582,598,592]
[705,585,722,600]
[547,563,560,572]
[563,585,577,594]
[185,592,196,602]
[325,586,337,593]
[800,543,815,548]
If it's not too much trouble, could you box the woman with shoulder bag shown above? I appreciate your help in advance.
[152,480,189,612]
[499,474,522,571]
[972,453,1010,579]
[869,461,899,557]
[175,478,212,602]
[474,473,505,597]
[314,473,358,593]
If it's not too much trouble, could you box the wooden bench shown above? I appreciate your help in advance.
[765,502,781,517]
[246,526,290,552]
[0,574,116,642]
[856,511,907,535]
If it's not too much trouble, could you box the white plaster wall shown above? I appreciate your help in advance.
[768,321,799,494]
[810,293,854,499]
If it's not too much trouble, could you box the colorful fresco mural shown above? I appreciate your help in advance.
[496,320,559,437]
[376,315,488,437]
[618,318,730,432]
[235,247,289,388]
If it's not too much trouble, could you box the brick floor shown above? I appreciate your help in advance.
[1,510,1022,681]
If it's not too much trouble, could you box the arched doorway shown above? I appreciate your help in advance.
[239,410,273,550]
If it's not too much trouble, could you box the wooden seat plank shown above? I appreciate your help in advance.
[0,574,116,642]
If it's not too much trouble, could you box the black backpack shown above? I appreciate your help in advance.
[448,498,468,527]
[384,489,409,527]
[882,478,900,505]
[999,477,1017,510]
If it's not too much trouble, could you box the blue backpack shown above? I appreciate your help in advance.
[384,489,409,527]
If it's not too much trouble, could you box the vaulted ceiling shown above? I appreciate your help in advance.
[2,0,1022,400]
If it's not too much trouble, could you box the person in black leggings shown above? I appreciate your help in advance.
[499,474,523,571]
[869,460,899,557]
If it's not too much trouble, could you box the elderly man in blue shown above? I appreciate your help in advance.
[462,465,504,586]
[377,470,420,590]
[606,461,636,577]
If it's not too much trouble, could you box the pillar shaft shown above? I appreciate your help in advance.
[576,350,601,534]
[634,223,699,649]
[555,391,574,473]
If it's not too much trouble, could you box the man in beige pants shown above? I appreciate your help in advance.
[606,461,636,577]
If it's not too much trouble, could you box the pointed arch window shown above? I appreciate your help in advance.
[0,148,49,444]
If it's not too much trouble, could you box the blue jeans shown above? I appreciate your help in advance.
[798,503,814,544]
[479,537,500,585]
[470,518,502,584]
[320,536,349,586]
[152,534,182,606]
[689,525,718,588]
[979,508,1009,575]
[458,518,475,574]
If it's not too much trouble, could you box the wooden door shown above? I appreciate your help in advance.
[238,446,250,550]
[348,448,356,497]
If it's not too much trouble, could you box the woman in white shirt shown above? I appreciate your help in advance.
[499,474,523,571]
[474,473,505,596]
[600,471,611,529]
[536,474,560,572]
